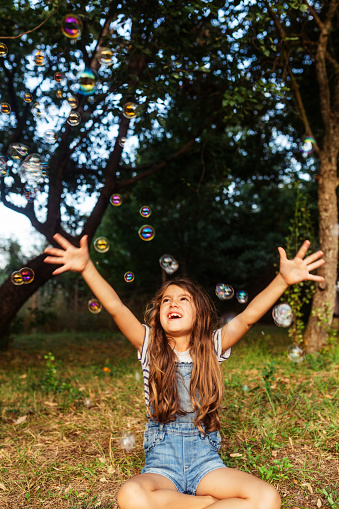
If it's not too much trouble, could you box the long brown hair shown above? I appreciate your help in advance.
[144,277,224,433]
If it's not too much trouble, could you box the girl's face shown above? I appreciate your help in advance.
[159,285,196,338]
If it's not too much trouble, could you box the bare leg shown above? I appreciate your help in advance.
[196,468,281,509]
[117,472,218,509]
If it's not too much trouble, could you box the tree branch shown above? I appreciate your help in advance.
[0,2,62,39]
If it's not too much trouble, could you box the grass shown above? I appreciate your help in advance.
[0,325,338,509]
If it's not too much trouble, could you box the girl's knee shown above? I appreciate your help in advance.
[257,484,281,509]
[117,481,149,509]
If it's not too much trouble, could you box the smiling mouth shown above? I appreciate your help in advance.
[168,312,182,319]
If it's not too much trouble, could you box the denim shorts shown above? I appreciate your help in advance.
[141,419,227,495]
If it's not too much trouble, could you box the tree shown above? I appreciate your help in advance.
[0,0,249,346]
[231,0,339,352]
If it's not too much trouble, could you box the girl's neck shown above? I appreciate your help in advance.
[168,334,190,352]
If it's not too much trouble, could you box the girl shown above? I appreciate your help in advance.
[44,235,324,509]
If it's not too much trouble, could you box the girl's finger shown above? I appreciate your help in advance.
[308,274,325,282]
[307,259,325,272]
[44,247,66,257]
[277,247,287,260]
[53,233,73,250]
[44,256,64,265]
[295,240,311,259]
[52,266,68,276]
[80,235,88,249]
[304,250,324,265]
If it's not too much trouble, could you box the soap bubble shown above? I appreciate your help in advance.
[242,385,249,393]
[54,71,63,83]
[159,254,179,275]
[123,102,137,119]
[32,102,45,118]
[8,143,28,160]
[118,137,126,147]
[94,237,110,253]
[299,136,315,155]
[67,111,81,126]
[124,271,135,282]
[19,154,42,183]
[56,89,63,99]
[33,49,45,66]
[138,225,155,241]
[287,344,304,363]
[0,42,8,57]
[11,271,23,285]
[43,129,57,144]
[140,205,151,218]
[84,398,91,407]
[61,14,82,39]
[77,68,96,95]
[215,283,234,300]
[67,96,78,109]
[20,267,35,284]
[1,103,11,114]
[23,93,33,103]
[119,432,135,451]
[110,194,122,206]
[236,291,248,304]
[272,303,293,327]
[0,157,8,176]
[88,298,102,314]
[96,47,113,66]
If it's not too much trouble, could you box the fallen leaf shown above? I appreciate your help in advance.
[0,482,6,491]
[19,374,27,379]
[288,436,294,449]
[107,466,115,474]
[98,456,106,464]
[271,450,278,457]
[99,477,108,483]
[301,483,313,494]
[230,453,242,457]
[324,394,333,399]
[43,401,58,407]
[13,415,27,425]
[317,499,322,508]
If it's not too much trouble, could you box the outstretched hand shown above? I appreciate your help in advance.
[278,240,325,286]
[44,234,90,276]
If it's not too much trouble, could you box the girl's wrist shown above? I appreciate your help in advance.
[277,272,290,288]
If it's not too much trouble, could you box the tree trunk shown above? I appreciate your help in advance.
[304,153,338,352]
[0,254,55,348]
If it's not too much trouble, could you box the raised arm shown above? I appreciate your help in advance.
[44,234,145,351]
[221,240,325,351]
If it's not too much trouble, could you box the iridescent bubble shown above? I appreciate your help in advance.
[77,68,96,96]
[67,96,78,109]
[0,42,8,57]
[67,111,81,126]
[43,129,57,144]
[87,95,95,104]
[272,303,293,327]
[8,143,29,160]
[299,136,315,155]
[138,225,155,241]
[96,47,113,66]
[88,298,102,314]
[94,237,110,253]
[41,161,49,177]
[123,102,138,119]
[32,102,45,118]
[56,89,63,99]
[140,205,151,218]
[110,194,122,206]
[54,71,63,83]
[119,432,135,451]
[159,254,179,275]
[61,14,82,39]
[20,267,35,284]
[215,283,234,300]
[118,137,126,147]
[23,93,33,103]
[242,385,249,393]
[124,271,135,282]
[0,157,8,176]
[19,154,42,183]
[1,103,11,114]
[33,49,45,66]
[11,271,23,285]
[236,291,248,304]
[287,344,304,363]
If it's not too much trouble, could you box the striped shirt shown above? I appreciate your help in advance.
[137,325,231,407]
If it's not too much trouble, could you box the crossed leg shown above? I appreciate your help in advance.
[116,468,281,509]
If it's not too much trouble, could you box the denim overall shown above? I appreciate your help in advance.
[141,361,226,495]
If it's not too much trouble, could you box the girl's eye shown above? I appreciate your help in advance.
[181,297,188,301]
